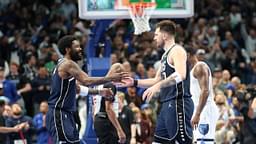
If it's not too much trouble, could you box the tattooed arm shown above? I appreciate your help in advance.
[58,59,126,86]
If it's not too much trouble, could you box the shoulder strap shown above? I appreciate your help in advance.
[52,59,65,75]
[166,44,176,56]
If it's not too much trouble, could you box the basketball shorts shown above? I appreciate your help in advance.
[193,102,219,144]
[46,108,81,144]
[154,97,194,144]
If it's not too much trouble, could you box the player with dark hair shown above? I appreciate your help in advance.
[46,35,128,144]
[187,47,219,144]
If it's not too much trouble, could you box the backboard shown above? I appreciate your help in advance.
[78,0,194,19]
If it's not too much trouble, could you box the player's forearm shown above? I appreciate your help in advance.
[195,89,209,116]
[80,77,112,86]
[137,78,159,88]
[159,77,176,88]
[159,72,185,88]
[106,107,123,132]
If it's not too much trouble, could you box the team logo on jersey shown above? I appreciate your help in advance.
[198,124,209,135]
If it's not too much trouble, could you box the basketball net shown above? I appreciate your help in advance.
[128,2,156,35]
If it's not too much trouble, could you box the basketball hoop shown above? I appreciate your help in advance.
[128,2,156,35]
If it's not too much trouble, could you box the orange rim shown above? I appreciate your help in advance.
[128,2,156,16]
[128,2,156,8]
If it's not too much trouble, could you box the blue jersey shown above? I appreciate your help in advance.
[159,45,191,103]
[48,59,77,112]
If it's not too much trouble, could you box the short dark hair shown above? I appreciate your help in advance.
[156,20,176,36]
[58,35,77,55]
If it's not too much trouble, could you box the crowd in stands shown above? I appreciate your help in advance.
[0,0,256,143]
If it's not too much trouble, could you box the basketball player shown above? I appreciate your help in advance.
[93,63,126,144]
[119,20,194,144]
[187,48,219,144]
[46,35,127,144]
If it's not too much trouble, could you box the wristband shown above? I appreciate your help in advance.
[79,85,89,97]
[171,72,182,83]
[96,88,102,95]
[133,79,138,87]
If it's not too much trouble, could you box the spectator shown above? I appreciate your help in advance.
[33,101,52,144]
[60,0,77,20]
[122,61,133,77]
[131,107,151,144]
[215,92,237,143]
[215,93,234,122]
[146,66,156,79]
[237,91,256,143]
[206,42,225,69]
[221,31,240,50]
[225,76,242,104]
[21,53,37,82]
[31,66,50,114]
[140,103,157,137]
[0,66,21,105]
[20,53,37,117]
[6,62,32,106]
[217,69,231,92]
[125,86,143,108]
[117,91,136,144]
[44,52,59,74]
[0,100,21,144]
[6,103,34,144]
[3,104,12,118]
[212,67,223,91]
[240,19,256,59]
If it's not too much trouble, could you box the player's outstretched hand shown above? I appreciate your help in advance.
[114,77,134,87]
[109,72,129,82]
[99,88,114,100]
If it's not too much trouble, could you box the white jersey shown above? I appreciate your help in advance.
[190,61,214,106]
[190,61,219,143]
[93,85,119,117]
